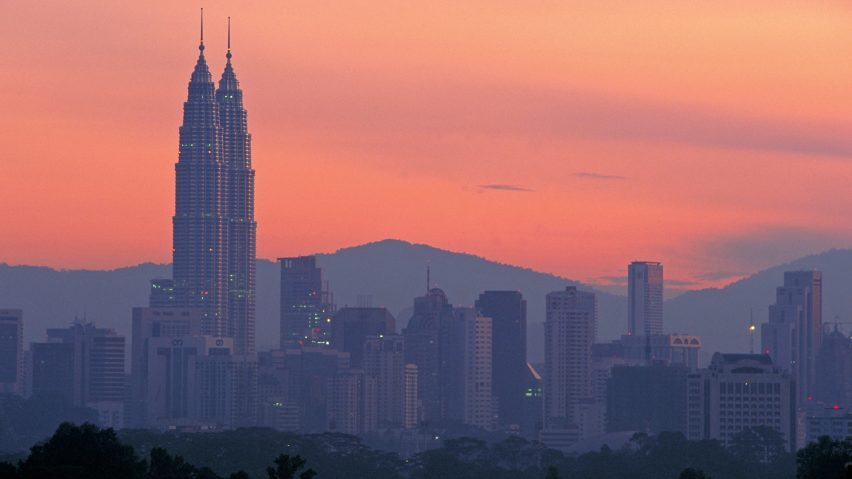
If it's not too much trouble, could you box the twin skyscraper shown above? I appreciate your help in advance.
[172,12,256,355]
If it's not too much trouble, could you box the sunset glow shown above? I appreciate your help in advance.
[5,0,852,288]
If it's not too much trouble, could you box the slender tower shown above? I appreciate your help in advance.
[216,17,256,354]
[173,9,228,337]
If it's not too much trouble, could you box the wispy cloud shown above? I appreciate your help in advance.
[573,172,627,181]
[477,184,535,192]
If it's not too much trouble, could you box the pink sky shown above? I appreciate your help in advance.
[4,0,852,289]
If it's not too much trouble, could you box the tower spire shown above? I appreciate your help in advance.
[426,264,431,293]
[226,16,232,60]
[199,8,205,52]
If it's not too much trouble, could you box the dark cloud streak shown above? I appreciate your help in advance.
[477,184,535,192]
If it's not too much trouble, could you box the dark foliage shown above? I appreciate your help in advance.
[796,436,852,479]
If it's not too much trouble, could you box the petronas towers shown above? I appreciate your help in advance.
[173,16,256,355]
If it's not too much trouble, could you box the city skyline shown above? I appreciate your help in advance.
[6,2,852,290]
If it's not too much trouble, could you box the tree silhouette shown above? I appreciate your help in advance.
[266,454,316,479]
[796,436,852,479]
[678,468,711,479]
[17,422,146,479]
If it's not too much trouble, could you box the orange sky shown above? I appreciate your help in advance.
[4,0,852,289]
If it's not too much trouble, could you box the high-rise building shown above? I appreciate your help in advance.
[543,286,596,430]
[475,291,526,429]
[172,16,256,356]
[172,23,228,338]
[129,307,204,426]
[31,342,75,402]
[814,328,852,410]
[403,363,419,429]
[446,307,494,430]
[332,307,396,368]
[35,322,126,428]
[279,256,334,347]
[761,271,822,404]
[628,262,663,337]
[0,310,23,395]
[218,21,256,356]
[362,334,405,428]
[606,364,689,434]
[403,287,455,424]
[149,279,176,308]
[686,353,796,452]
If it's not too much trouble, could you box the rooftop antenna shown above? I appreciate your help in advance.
[226,16,232,60]
[426,264,431,293]
[199,8,205,52]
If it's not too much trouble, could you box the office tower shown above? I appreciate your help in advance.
[363,334,405,428]
[606,364,688,434]
[446,307,494,430]
[814,328,852,409]
[149,279,176,308]
[332,307,396,368]
[403,287,455,424]
[627,261,663,336]
[279,256,335,347]
[217,21,256,355]
[172,22,228,338]
[403,363,419,429]
[543,286,596,430]
[686,353,796,452]
[0,310,23,395]
[257,349,300,431]
[761,271,822,403]
[31,342,75,402]
[129,307,204,426]
[803,409,852,445]
[36,322,126,427]
[522,363,543,439]
[475,291,527,429]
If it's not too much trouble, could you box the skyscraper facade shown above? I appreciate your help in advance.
[627,261,663,336]
[0,309,23,395]
[543,286,596,430]
[475,291,526,429]
[279,256,334,347]
[761,270,822,404]
[172,17,256,355]
[173,29,228,338]
[218,25,256,355]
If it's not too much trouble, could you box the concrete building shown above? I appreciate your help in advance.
[815,328,852,410]
[606,364,689,434]
[362,334,405,428]
[803,408,852,444]
[447,307,494,430]
[0,310,23,395]
[543,286,596,431]
[279,256,334,347]
[761,271,822,405]
[130,307,204,426]
[628,262,663,337]
[403,287,455,424]
[619,334,702,368]
[34,322,126,428]
[332,307,396,368]
[475,291,527,429]
[686,353,796,451]
[403,363,419,429]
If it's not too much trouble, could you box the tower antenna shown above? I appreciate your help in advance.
[426,264,431,293]
[226,16,232,60]
[199,8,205,51]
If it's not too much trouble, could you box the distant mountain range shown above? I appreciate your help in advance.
[1,239,849,362]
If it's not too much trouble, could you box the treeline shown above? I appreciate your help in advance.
[0,423,850,478]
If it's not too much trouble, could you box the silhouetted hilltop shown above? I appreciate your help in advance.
[2,240,850,362]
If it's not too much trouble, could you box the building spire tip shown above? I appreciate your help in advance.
[226,16,232,60]
[199,8,205,52]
